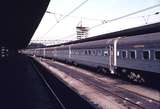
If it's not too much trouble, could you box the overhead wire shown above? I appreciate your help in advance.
[37,0,89,40]
[89,3,160,30]
[36,3,160,43]
[46,11,103,22]
[55,3,160,40]
[49,12,59,23]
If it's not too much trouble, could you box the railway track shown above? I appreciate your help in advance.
[30,58,66,109]
[30,58,97,109]
[43,59,160,109]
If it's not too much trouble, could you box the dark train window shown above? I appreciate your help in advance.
[88,50,91,55]
[97,49,102,56]
[143,51,150,60]
[92,50,96,55]
[85,50,87,55]
[155,51,160,60]
[122,51,127,58]
[130,51,136,59]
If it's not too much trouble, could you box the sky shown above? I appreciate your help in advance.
[31,0,160,44]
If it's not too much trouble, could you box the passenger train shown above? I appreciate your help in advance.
[24,24,160,83]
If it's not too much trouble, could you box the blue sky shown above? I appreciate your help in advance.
[32,0,160,42]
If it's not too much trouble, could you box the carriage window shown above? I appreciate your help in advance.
[77,50,80,55]
[155,51,160,60]
[97,49,102,56]
[85,50,87,55]
[117,51,120,56]
[71,50,74,55]
[130,51,136,59]
[104,50,108,56]
[122,51,127,58]
[77,50,79,55]
[81,50,85,55]
[92,50,96,55]
[143,51,150,60]
[88,50,91,55]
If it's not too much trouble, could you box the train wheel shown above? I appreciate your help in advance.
[52,58,55,61]
[96,67,102,74]
[73,62,78,66]
[96,67,107,75]
[128,71,145,83]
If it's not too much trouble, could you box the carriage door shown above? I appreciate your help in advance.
[108,37,121,74]
[109,43,114,74]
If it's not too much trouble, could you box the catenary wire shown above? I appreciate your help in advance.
[52,3,160,41]
[36,3,160,42]
[37,0,89,40]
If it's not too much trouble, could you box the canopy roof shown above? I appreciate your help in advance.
[0,0,50,49]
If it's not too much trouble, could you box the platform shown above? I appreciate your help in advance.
[0,54,62,109]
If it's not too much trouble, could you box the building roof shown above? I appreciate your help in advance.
[0,0,50,49]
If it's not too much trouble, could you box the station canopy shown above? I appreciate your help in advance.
[0,0,50,49]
